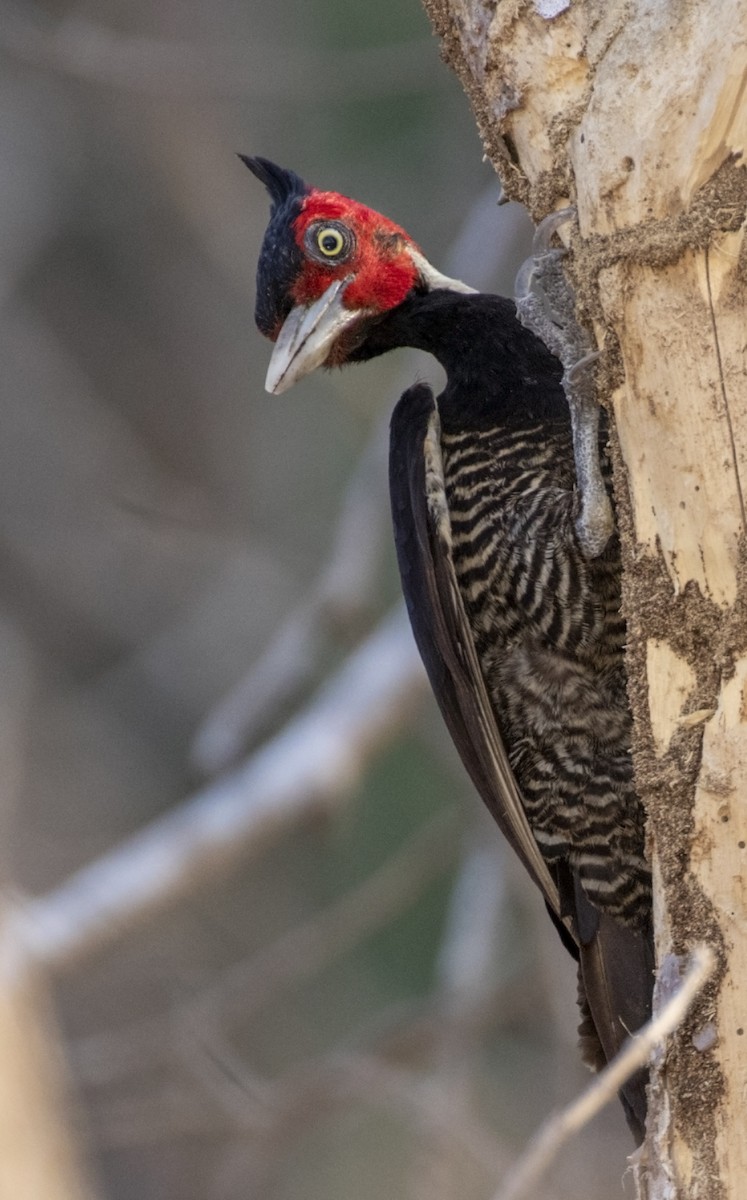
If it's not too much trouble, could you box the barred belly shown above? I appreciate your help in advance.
[441,420,650,926]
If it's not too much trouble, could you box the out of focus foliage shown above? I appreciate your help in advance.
[1,1,634,1197]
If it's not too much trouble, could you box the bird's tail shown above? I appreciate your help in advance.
[577,900,655,1144]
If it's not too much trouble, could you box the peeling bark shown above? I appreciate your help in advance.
[422,2,747,1195]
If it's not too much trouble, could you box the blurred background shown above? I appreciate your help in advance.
[1,0,635,1196]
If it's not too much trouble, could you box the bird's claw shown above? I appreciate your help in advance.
[567,349,601,386]
[514,207,575,312]
[531,205,575,257]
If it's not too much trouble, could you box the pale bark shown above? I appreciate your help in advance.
[421,2,747,1196]
[0,926,94,1200]
[0,624,92,1200]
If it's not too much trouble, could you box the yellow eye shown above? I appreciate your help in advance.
[316,227,345,257]
[305,220,354,263]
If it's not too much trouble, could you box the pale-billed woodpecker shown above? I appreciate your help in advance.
[243,156,653,1142]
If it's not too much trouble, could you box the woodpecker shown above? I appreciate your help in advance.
[243,156,653,1141]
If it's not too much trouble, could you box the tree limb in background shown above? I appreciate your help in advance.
[12,606,426,973]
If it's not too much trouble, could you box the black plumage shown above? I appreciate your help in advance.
[244,158,653,1141]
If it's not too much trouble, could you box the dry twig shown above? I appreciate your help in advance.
[491,945,716,1200]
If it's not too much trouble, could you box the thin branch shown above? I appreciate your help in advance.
[10,606,426,973]
[491,945,716,1200]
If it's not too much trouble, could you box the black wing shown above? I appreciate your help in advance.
[388,381,567,930]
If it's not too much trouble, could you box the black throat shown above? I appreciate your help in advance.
[349,288,568,433]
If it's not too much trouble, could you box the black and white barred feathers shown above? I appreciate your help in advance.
[440,416,650,927]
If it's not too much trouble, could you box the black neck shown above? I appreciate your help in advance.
[349,288,568,432]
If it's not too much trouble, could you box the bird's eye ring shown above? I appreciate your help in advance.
[305,221,354,263]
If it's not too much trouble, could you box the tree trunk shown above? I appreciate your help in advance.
[0,934,94,1200]
[421,2,747,1196]
[0,625,92,1200]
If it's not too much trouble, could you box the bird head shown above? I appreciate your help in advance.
[242,156,474,394]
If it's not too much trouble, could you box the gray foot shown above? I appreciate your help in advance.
[515,210,613,559]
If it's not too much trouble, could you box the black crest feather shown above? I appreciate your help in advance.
[239,156,308,212]
[241,155,310,337]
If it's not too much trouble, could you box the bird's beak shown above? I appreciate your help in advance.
[265,277,365,395]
